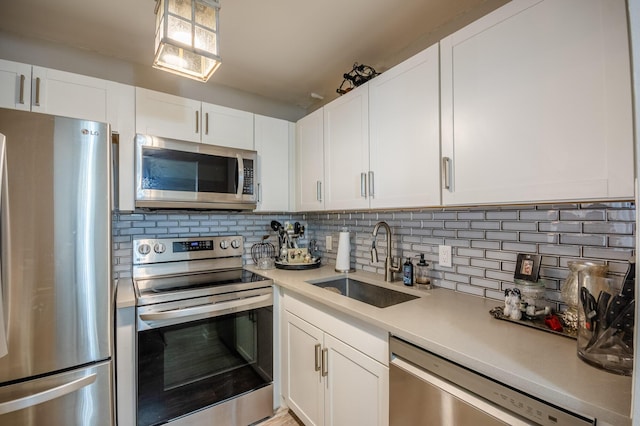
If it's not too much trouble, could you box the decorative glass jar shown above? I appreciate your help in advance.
[560,261,608,331]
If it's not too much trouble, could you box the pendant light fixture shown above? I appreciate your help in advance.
[153,0,222,82]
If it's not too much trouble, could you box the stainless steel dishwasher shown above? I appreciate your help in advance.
[390,336,595,426]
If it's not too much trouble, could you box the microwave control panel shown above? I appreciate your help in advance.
[243,166,254,195]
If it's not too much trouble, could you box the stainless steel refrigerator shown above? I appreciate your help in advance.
[0,108,113,424]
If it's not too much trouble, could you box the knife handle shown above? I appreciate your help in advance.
[620,259,635,299]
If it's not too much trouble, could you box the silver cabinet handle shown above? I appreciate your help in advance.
[321,348,328,377]
[314,343,321,372]
[18,75,25,104]
[34,77,41,106]
[195,111,199,134]
[360,173,367,198]
[0,373,97,415]
[205,112,209,135]
[257,183,261,203]
[442,157,452,191]
[316,181,322,202]
[368,171,374,197]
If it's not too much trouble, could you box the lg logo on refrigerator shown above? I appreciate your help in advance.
[81,129,99,136]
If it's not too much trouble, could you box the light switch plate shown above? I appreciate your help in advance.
[326,235,333,251]
[439,245,452,267]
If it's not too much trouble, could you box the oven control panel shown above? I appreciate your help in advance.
[133,236,243,265]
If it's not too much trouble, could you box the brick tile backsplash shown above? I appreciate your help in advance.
[112,202,636,312]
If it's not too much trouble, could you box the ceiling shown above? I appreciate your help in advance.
[0,0,508,110]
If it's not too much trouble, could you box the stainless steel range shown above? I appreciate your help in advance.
[132,236,274,426]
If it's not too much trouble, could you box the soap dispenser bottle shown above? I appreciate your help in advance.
[415,254,431,288]
[403,258,414,286]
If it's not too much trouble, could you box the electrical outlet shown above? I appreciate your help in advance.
[326,235,333,251]
[439,245,452,267]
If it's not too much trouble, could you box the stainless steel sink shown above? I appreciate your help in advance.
[307,277,419,308]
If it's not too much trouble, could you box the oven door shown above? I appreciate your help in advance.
[134,133,256,209]
[136,287,273,426]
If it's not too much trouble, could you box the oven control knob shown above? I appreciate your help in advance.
[154,243,166,254]
[220,240,229,249]
[231,239,240,249]
[138,243,151,255]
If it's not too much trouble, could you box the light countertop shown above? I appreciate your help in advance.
[247,264,633,426]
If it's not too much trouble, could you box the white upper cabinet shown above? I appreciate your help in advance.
[30,67,109,122]
[323,84,370,210]
[368,44,441,208]
[0,60,110,123]
[254,114,294,211]
[201,103,254,149]
[0,59,32,111]
[440,0,634,205]
[296,108,325,212]
[135,87,201,142]
[135,87,255,149]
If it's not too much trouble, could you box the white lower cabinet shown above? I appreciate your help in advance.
[283,293,389,426]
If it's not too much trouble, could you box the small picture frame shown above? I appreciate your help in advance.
[514,253,541,282]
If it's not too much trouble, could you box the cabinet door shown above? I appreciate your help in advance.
[324,334,389,426]
[440,0,634,205]
[323,84,370,210]
[254,114,292,211]
[135,87,201,142]
[31,67,108,122]
[296,108,324,211]
[369,44,441,209]
[285,312,324,426]
[0,59,31,111]
[201,103,254,149]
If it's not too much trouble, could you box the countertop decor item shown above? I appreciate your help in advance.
[251,235,276,266]
[577,262,634,376]
[275,258,321,270]
[514,253,541,282]
[489,306,576,339]
[561,261,608,332]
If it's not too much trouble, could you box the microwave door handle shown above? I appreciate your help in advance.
[236,154,245,197]
[139,293,271,323]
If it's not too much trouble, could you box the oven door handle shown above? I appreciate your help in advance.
[139,293,271,323]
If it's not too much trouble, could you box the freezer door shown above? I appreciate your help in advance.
[0,108,111,382]
[0,360,112,425]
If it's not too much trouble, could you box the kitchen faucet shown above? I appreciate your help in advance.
[371,221,401,282]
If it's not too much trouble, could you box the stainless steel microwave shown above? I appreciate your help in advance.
[135,134,257,210]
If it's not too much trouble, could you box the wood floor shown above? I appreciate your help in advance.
[257,408,304,426]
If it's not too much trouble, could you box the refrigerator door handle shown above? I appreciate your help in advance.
[0,134,7,358]
[0,373,97,415]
